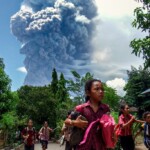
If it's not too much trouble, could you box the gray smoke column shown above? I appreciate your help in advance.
[11,0,97,86]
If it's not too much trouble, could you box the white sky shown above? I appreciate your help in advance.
[92,0,143,96]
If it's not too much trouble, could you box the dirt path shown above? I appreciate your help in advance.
[35,143,65,150]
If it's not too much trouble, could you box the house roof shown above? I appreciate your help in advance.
[141,88,150,94]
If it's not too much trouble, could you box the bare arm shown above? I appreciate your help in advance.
[134,119,145,124]
[39,127,43,135]
[65,115,88,129]
[122,116,135,129]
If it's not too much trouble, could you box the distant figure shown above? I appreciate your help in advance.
[61,110,77,150]
[118,104,144,150]
[39,121,53,150]
[22,119,36,150]
[143,111,150,150]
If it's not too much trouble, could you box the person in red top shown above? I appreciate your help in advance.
[118,104,144,150]
[65,79,113,150]
[22,119,36,150]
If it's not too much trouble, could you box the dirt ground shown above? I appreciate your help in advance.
[135,135,147,150]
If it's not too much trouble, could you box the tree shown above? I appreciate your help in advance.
[0,58,20,146]
[56,73,69,103]
[68,71,93,104]
[0,58,11,117]
[51,68,58,96]
[124,66,150,111]
[130,0,150,68]
[103,83,120,111]
[17,86,57,129]
[55,73,72,121]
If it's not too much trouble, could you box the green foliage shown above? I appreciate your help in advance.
[51,68,58,96]
[130,0,150,68]
[0,58,20,146]
[56,73,69,103]
[68,71,93,104]
[103,83,120,111]
[0,58,12,116]
[17,85,57,129]
[124,66,150,109]
[111,111,119,123]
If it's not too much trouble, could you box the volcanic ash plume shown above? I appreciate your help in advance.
[11,0,97,86]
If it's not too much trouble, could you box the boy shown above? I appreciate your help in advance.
[143,111,150,150]
[22,119,36,150]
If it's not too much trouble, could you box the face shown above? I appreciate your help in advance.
[145,114,150,123]
[44,122,48,127]
[122,105,130,114]
[28,120,33,127]
[88,81,104,102]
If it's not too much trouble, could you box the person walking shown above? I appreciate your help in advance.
[118,104,144,150]
[39,121,53,150]
[22,119,36,150]
[65,79,115,150]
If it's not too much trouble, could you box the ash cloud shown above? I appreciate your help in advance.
[11,0,97,86]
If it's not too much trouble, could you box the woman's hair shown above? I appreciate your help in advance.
[85,79,101,102]
[143,111,150,120]
[27,119,33,123]
[119,104,128,116]
[44,121,48,125]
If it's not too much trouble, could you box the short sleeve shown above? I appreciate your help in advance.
[21,128,26,137]
[75,105,83,113]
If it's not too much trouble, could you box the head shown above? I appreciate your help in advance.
[143,112,150,123]
[85,79,104,102]
[27,119,33,127]
[119,104,130,116]
[43,121,48,127]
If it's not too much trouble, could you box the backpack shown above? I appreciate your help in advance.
[69,105,87,146]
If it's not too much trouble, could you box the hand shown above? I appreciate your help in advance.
[25,135,29,139]
[131,116,135,122]
[73,115,88,129]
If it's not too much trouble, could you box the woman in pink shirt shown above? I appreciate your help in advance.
[118,104,144,150]
[39,121,53,150]
[65,79,113,150]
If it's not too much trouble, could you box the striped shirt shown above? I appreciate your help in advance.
[118,114,133,136]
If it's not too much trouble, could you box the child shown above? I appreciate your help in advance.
[118,104,144,150]
[22,119,36,150]
[143,111,150,150]
[61,110,76,150]
[65,79,113,150]
[39,121,53,150]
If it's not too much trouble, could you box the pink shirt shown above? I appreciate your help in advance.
[118,114,133,136]
[75,101,110,150]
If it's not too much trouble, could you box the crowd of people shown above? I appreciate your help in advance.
[21,79,150,150]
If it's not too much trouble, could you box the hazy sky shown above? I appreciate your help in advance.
[0,0,144,95]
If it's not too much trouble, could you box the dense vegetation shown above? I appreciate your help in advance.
[0,56,149,148]
[130,0,150,68]
[0,58,121,146]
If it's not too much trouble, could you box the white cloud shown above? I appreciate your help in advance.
[95,0,142,19]
[106,78,126,96]
[17,67,27,74]
[89,0,145,84]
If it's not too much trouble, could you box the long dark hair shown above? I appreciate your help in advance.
[84,79,102,102]
[119,104,128,116]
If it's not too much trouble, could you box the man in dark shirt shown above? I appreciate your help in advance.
[22,119,36,150]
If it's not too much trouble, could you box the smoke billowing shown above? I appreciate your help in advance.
[11,0,97,86]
